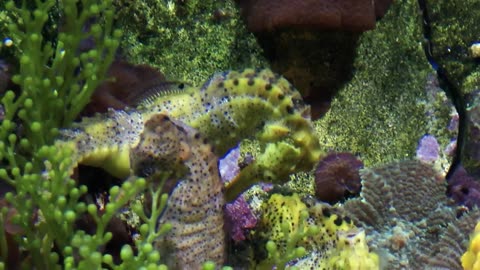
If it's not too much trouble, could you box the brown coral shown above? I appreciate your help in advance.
[414,209,480,269]
[342,160,477,269]
[447,165,480,209]
[237,0,394,32]
[344,160,447,226]
[314,152,363,204]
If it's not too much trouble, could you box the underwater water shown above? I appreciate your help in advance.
[0,0,479,269]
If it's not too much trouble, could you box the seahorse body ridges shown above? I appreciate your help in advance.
[130,113,225,268]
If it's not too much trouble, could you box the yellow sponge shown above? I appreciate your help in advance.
[462,222,480,270]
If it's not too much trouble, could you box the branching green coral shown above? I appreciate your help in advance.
[1,0,119,263]
[61,178,154,270]
[0,1,172,269]
[4,0,120,137]
[1,146,87,269]
[0,0,121,188]
[108,182,170,270]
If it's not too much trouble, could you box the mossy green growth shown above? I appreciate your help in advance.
[113,0,267,84]
[427,0,480,94]
[463,68,480,94]
[314,0,433,166]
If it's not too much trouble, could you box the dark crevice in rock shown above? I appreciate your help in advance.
[418,0,467,179]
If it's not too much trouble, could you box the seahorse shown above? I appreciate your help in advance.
[130,113,225,269]
[56,68,323,266]
[58,68,323,200]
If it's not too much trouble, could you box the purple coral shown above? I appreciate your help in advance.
[314,152,363,204]
[219,146,241,183]
[416,134,440,163]
[447,165,480,209]
[224,196,257,243]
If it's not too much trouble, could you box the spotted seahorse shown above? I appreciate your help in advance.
[56,68,323,266]
[130,113,225,268]
[58,68,323,200]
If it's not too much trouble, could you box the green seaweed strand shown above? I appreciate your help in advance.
[4,0,120,152]
[0,1,151,269]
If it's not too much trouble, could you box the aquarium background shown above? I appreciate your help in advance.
[1,0,480,269]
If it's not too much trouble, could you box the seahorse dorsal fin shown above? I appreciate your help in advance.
[128,80,191,108]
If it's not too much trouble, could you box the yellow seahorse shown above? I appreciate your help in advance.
[56,68,323,267]
[58,68,323,200]
[130,113,225,268]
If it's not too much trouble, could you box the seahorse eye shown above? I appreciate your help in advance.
[134,160,155,177]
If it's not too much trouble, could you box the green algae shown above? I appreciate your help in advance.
[426,0,480,173]
[113,0,268,85]
[314,0,435,166]
[463,68,480,93]
[427,0,480,94]
[0,1,173,268]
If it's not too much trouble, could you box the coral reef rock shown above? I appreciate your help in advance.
[314,152,363,204]
[237,0,393,32]
[464,90,480,176]
[447,165,480,209]
[420,210,480,269]
[343,160,478,269]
